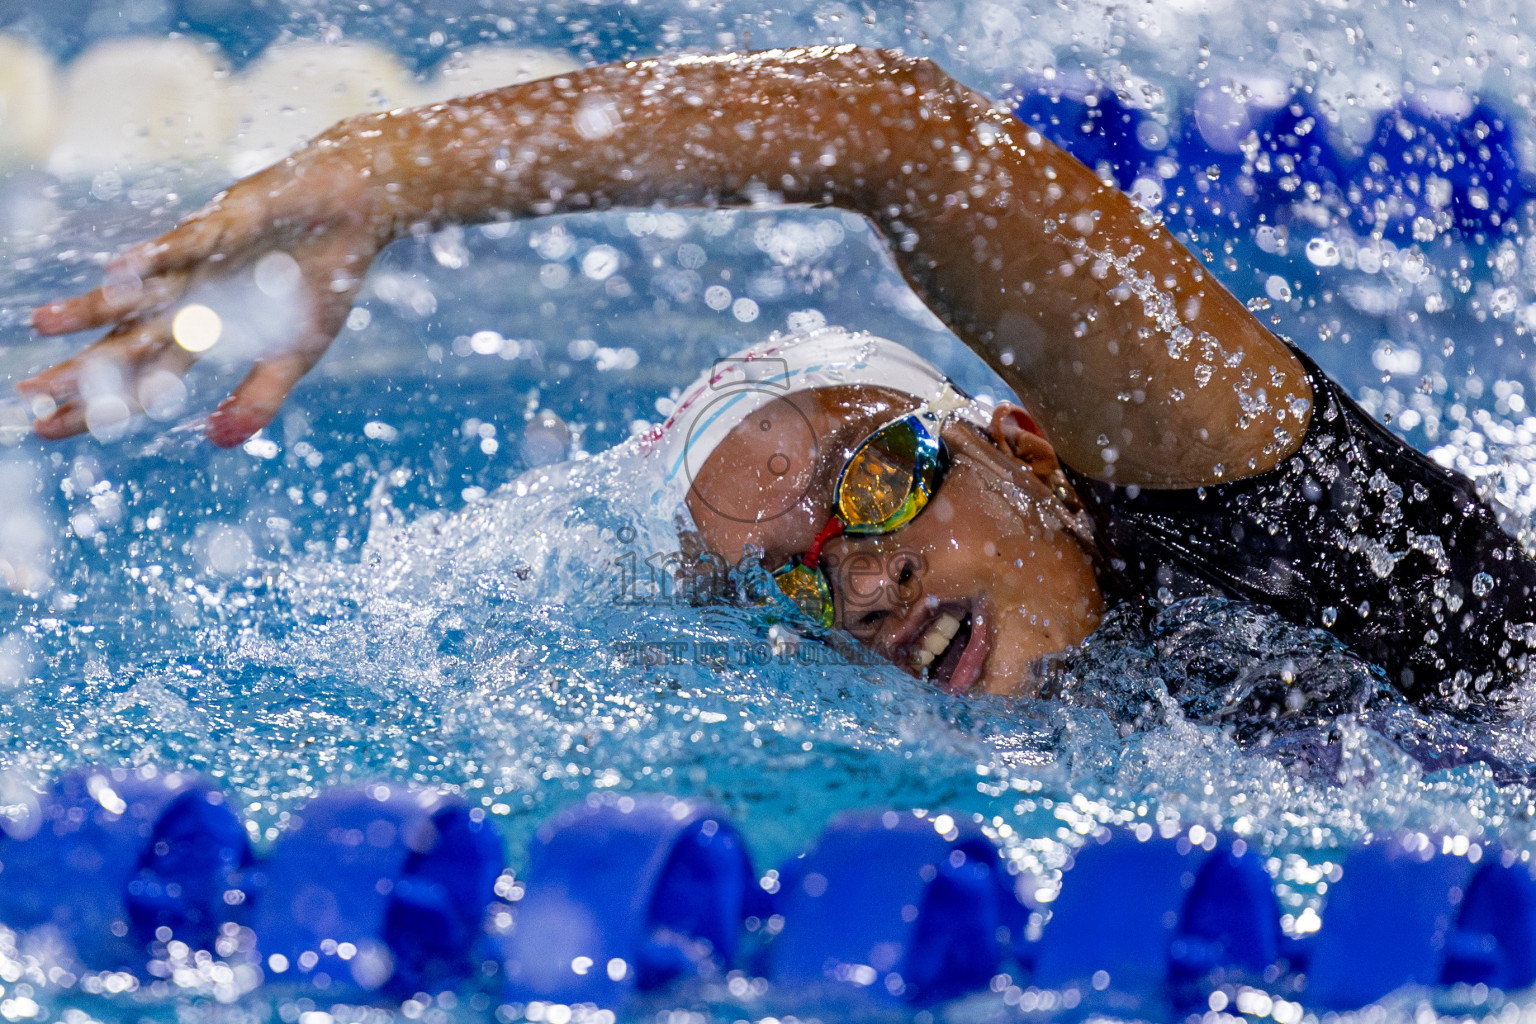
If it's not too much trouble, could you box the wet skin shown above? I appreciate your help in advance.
[686,385,1104,696]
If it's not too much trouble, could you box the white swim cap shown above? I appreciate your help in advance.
[639,327,994,522]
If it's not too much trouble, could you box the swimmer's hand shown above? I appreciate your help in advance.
[23,153,382,447]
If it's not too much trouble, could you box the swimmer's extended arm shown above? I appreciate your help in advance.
[28,45,1307,486]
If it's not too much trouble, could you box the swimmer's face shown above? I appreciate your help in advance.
[685,385,1104,697]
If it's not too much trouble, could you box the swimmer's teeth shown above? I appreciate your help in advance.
[912,613,963,671]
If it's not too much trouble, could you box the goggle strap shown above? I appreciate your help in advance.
[800,517,846,570]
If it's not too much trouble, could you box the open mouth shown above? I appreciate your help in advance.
[908,606,987,694]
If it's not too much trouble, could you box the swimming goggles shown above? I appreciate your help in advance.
[772,411,950,628]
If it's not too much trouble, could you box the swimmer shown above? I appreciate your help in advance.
[16,46,1536,709]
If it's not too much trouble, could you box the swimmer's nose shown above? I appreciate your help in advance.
[827,546,925,641]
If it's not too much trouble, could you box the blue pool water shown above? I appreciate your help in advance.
[4,0,1536,1020]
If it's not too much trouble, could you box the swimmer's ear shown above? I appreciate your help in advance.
[988,403,1059,479]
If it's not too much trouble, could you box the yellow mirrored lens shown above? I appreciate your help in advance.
[838,423,919,526]
[774,565,834,627]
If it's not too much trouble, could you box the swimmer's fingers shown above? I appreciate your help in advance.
[201,226,368,449]
[34,183,284,334]
[31,352,196,441]
[18,318,152,408]
[27,399,87,441]
[204,352,322,449]
[25,303,313,448]
[19,316,190,440]
[27,165,372,447]
[202,302,357,449]
[31,266,191,337]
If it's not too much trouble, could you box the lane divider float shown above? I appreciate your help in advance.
[0,768,1529,1013]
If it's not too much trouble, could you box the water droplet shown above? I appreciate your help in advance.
[253,251,302,298]
[85,395,131,442]
[787,309,826,333]
[137,371,186,422]
[172,304,222,353]
[201,525,253,578]
[523,411,571,467]
[1305,238,1340,267]
[1166,325,1194,357]
[581,245,621,281]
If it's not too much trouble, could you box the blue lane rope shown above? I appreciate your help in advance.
[501,794,753,1005]
[249,784,504,997]
[765,809,1026,1004]
[0,770,1531,1013]
[0,769,248,970]
[1014,79,1530,246]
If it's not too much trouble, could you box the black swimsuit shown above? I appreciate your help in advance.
[1062,349,1536,710]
